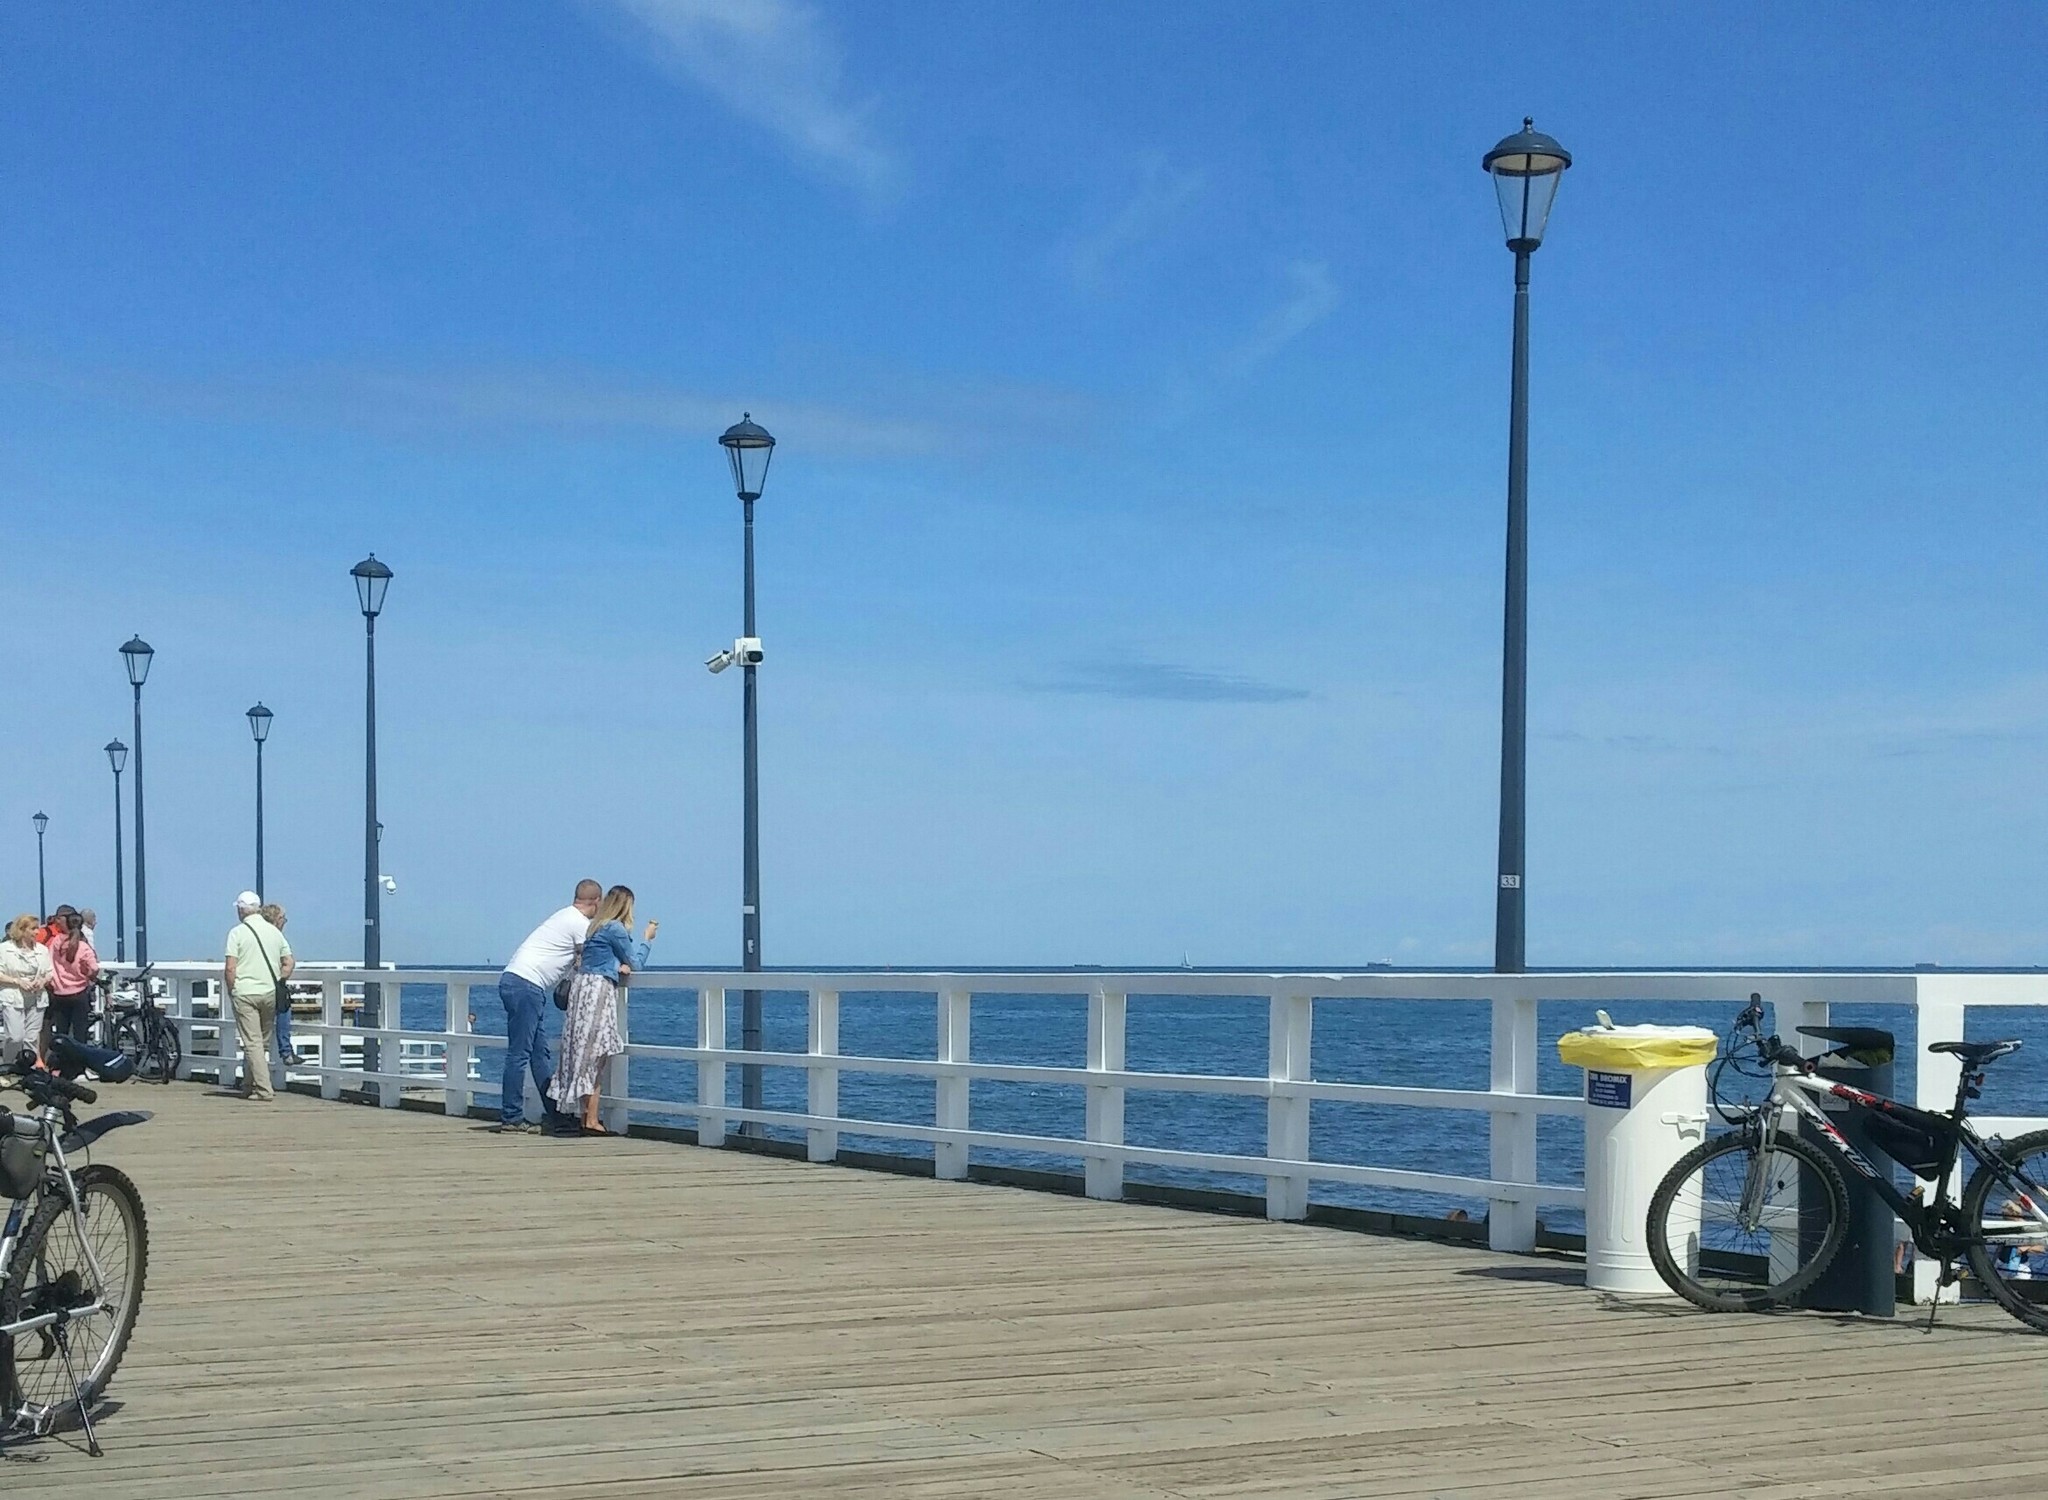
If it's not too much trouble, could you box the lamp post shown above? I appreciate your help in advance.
[119,636,155,967]
[1482,118,1571,975]
[352,555,392,1086]
[32,812,47,921]
[247,703,273,898]
[105,741,127,962]
[718,414,775,1128]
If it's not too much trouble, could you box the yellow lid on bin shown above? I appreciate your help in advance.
[1558,1024,1717,1070]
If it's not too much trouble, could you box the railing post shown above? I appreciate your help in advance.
[1085,988,1126,1201]
[601,982,630,1136]
[1265,993,1311,1221]
[1488,993,1539,1251]
[1914,982,1966,1305]
[935,988,971,1180]
[443,981,471,1117]
[378,974,403,1106]
[697,987,727,1147]
[321,976,345,1101]
[807,989,839,1163]
[170,978,193,1082]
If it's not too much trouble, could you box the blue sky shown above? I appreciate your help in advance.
[5,2,2047,968]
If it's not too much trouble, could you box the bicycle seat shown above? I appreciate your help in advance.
[1929,1039,2023,1066]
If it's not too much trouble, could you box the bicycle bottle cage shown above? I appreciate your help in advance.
[1795,1025,1896,1066]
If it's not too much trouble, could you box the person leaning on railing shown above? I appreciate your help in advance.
[0,914,53,1062]
[553,884,656,1138]
[223,891,294,1102]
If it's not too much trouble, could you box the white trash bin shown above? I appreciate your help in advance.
[1558,1023,1718,1295]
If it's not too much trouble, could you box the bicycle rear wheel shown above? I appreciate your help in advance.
[1963,1129,2048,1332]
[147,1016,180,1085]
[1648,1129,1848,1311]
[0,1165,149,1434]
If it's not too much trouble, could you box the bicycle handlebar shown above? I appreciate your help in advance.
[5,1048,98,1107]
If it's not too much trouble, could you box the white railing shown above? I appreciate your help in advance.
[114,965,2048,1282]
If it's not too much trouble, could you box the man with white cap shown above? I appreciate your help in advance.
[224,890,294,1101]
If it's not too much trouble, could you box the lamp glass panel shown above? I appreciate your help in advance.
[1491,163,1564,245]
[120,638,154,686]
[727,440,773,499]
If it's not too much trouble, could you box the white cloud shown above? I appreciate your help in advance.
[1065,154,1206,290]
[604,0,900,203]
[1218,260,1340,376]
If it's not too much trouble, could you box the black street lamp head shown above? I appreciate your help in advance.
[32,811,47,836]
[719,413,776,502]
[119,635,155,687]
[247,702,273,743]
[1483,117,1572,252]
[351,554,393,618]
[106,739,128,774]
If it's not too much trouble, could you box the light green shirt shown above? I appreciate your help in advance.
[225,916,292,1002]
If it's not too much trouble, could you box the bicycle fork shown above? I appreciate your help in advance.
[1736,1113,1781,1233]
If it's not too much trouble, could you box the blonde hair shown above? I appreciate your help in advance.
[587,885,635,937]
[260,903,286,928]
[5,914,34,946]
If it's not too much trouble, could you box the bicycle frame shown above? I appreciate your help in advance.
[0,1111,111,1342]
[1761,1067,2048,1259]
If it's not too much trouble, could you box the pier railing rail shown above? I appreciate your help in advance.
[117,965,2048,1290]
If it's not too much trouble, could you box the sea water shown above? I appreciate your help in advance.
[403,978,2048,1234]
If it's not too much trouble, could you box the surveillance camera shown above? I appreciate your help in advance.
[706,649,734,675]
[734,636,764,666]
[380,874,398,893]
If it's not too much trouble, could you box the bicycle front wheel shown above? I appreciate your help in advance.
[1648,1129,1848,1312]
[0,1165,149,1434]
[1963,1128,2048,1332]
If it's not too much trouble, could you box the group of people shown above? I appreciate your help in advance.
[496,879,658,1136]
[0,904,103,1061]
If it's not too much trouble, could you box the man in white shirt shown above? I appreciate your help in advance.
[495,880,601,1134]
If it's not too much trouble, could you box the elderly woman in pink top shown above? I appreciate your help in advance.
[43,908,100,1048]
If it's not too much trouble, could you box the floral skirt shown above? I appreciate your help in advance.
[553,971,622,1104]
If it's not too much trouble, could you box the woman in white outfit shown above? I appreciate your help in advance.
[0,913,55,1061]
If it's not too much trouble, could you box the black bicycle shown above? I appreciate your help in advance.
[1646,992,2048,1329]
[100,969,178,1086]
[0,1037,150,1455]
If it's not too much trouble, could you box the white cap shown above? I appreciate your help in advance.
[235,891,262,912]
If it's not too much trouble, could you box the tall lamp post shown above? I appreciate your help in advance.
[32,813,48,921]
[247,703,273,898]
[1482,119,1571,975]
[715,414,775,1128]
[119,636,155,967]
[105,741,128,962]
[352,555,392,1086]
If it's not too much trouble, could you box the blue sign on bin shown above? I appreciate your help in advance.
[1586,1070,1632,1109]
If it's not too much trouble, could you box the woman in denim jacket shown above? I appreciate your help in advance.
[553,884,658,1135]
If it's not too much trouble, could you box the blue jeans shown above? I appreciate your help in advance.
[498,973,560,1125]
[276,992,295,1063]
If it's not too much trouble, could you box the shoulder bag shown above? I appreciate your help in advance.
[242,919,288,1010]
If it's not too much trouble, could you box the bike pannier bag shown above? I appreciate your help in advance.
[0,1136,39,1199]
[1866,1108,1946,1176]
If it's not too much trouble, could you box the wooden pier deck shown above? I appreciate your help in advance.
[17,1084,2045,1499]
